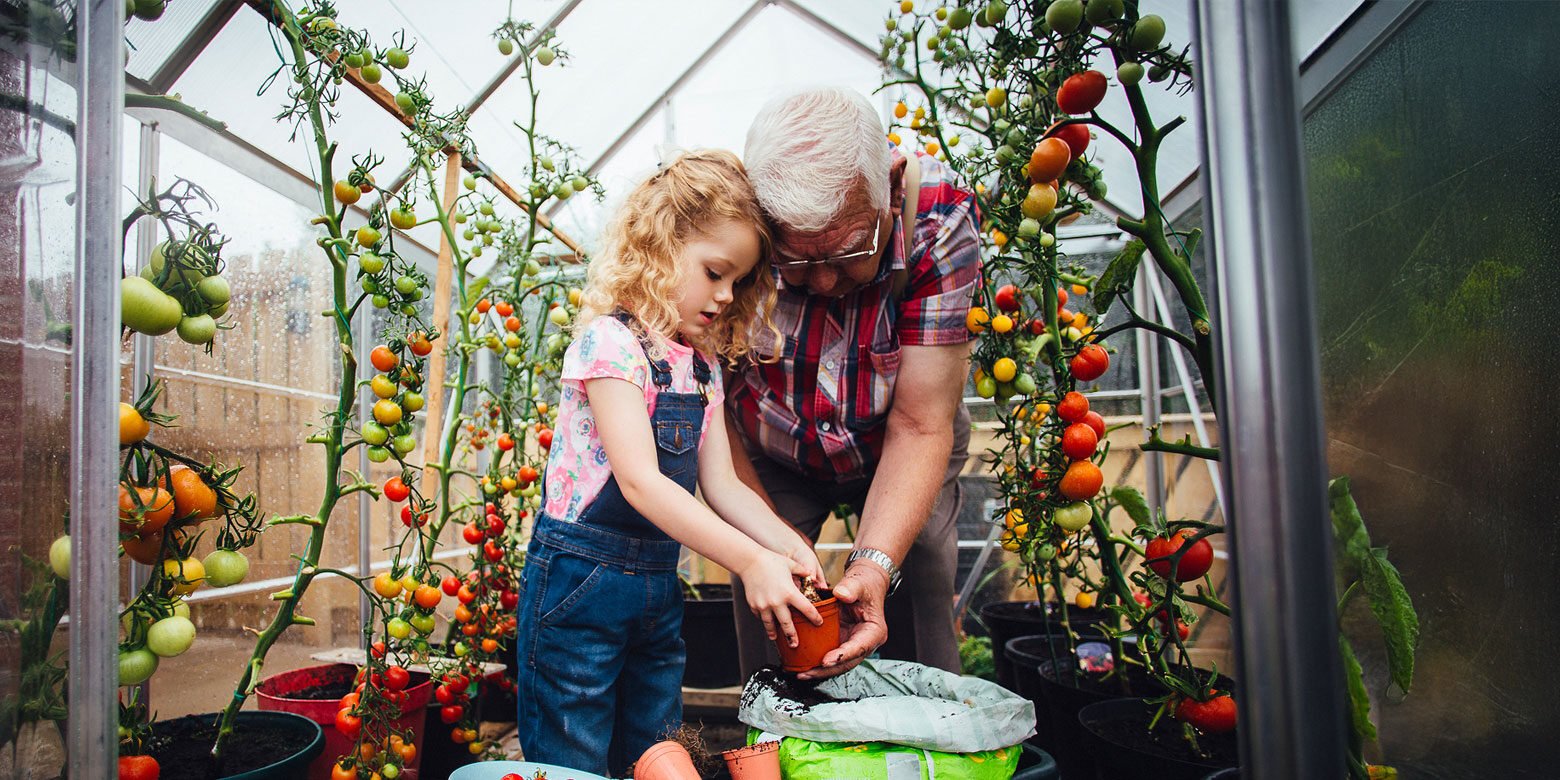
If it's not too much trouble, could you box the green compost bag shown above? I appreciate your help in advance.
[738,659,1035,779]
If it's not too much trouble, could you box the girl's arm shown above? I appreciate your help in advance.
[698,409,828,590]
[586,377,821,645]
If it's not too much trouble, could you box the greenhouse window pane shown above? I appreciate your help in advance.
[791,0,889,52]
[125,0,223,83]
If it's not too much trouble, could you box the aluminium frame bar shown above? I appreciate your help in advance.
[1193,2,1346,778]
[69,0,126,774]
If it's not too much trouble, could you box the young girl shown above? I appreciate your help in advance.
[516,150,827,776]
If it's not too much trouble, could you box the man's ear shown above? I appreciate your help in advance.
[888,154,909,217]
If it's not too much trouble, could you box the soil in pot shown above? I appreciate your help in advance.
[683,583,741,689]
[1078,698,1238,780]
[978,601,1109,689]
[149,712,322,780]
[1004,634,1076,701]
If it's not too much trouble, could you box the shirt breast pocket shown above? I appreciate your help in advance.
[847,342,900,431]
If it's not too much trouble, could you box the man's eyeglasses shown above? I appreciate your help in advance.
[773,212,886,269]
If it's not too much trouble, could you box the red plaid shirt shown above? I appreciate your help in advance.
[729,151,982,483]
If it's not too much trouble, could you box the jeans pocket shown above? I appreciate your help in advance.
[537,552,605,627]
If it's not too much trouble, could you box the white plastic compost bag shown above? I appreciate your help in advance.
[737,658,1036,753]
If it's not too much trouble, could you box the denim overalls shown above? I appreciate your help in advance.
[516,315,711,777]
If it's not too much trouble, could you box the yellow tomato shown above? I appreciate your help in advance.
[992,357,1017,382]
[991,229,1007,248]
[120,403,150,445]
[1004,508,1023,529]
[1075,591,1096,609]
[373,399,403,425]
[1035,402,1052,417]
[925,142,940,156]
[966,307,990,335]
[370,374,398,399]
[373,572,402,599]
[1072,283,1088,295]
[887,132,901,146]
[164,557,205,596]
[894,101,908,118]
[991,314,1014,334]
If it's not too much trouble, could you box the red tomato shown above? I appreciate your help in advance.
[494,301,514,317]
[476,299,492,314]
[504,316,521,332]
[537,429,553,450]
[501,590,519,610]
[118,755,160,780]
[400,505,428,527]
[408,331,433,357]
[384,665,411,691]
[462,522,484,544]
[1177,693,1237,734]
[1029,467,1048,490]
[1057,391,1090,423]
[435,684,455,704]
[369,345,398,373]
[1083,410,1106,439]
[383,476,410,503]
[440,704,464,724]
[1058,460,1103,501]
[1055,286,1069,309]
[1052,123,1091,160]
[1145,530,1215,581]
[1027,319,1045,335]
[334,707,362,738]
[1071,344,1110,381]
[1061,423,1098,461]
[414,585,442,609]
[518,465,539,484]
[496,433,515,451]
[442,575,462,596]
[1057,70,1108,114]
[483,540,504,562]
[993,284,1022,313]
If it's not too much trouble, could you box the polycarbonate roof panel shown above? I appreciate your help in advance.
[465,0,751,180]
[125,0,223,83]
[1292,0,1368,61]
[171,9,416,183]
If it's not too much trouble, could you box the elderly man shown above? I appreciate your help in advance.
[726,87,982,680]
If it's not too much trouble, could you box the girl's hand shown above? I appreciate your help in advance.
[785,543,828,592]
[739,552,821,649]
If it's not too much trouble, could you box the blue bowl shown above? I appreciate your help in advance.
[449,760,615,780]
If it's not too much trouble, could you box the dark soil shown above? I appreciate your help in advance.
[1039,659,1159,698]
[738,666,840,716]
[149,715,314,780]
[288,678,353,700]
[1090,704,1240,767]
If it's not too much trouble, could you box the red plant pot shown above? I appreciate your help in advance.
[774,596,840,673]
[256,662,432,780]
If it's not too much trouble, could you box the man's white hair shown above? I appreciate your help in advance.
[744,87,891,233]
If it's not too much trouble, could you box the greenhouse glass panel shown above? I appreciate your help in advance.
[1305,3,1560,777]
[0,41,79,779]
[124,0,223,83]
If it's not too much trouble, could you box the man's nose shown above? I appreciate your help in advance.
[809,264,839,292]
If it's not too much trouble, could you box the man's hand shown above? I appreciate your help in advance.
[796,561,890,680]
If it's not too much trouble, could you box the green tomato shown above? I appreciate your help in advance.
[463,174,477,191]
[453,641,469,657]
[148,241,208,289]
[121,277,184,336]
[504,351,522,368]
[118,648,159,686]
[392,434,417,455]
[995,145,1019,165]
[385,47,410,69]
[49,535,70,580]
[132,0,165,22]
[1054,502,1093,532]
[197,274,231,306]
[344,51,365,69]
[1017,218,1042,238]
[454,210,468,224]
[171,599,190,620]
[1013,373,1038,395]
[1037,543,1057,561]
[995,381,1015,401]
[975,377,996,399]
[1117,62,1145,86]
[525,260,543,276]
[554,183,573,201]
[366,445,391,463]
[401,391,425,413]
[359,252,386,274]
[360,63,383,84]
[387,617,412,640]
[372,294,391,309]
[497,38,514,56]
[1046,0,1084,34]
[146,615,196,658]
[382,765,401,780]
[362,421,389,445]
[1129,14,1166,51]
[983,0,1009,25]
[535,46,556,66]
[571,176,589,192]
[203,549,249,587]
[399,303,418,317]
[409,613,436,635]
[948,7,973,30]
[176,314,217,345]
[1040,232,1056,248]
[548,307,570,326]
[394,92,415,112]
[1085,0,1124,24]
[394,275,419,295]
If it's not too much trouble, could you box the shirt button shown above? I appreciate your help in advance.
[825,359,836,370]
[820,421,832,432]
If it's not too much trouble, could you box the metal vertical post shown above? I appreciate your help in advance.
[129,119,160,703]
[1192,2,1346,779]
[1133,264,1164,512]
[70,0,125,775]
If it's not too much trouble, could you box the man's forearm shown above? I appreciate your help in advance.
[855,422,955,564]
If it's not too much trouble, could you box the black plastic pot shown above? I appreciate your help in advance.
[1204,769,1241,779]
[1033,642,1152,780]
[682,582,741,689]
[148,711,323,780]
[1078,698,1237,780]
[978,600,1109,689]
[421,701,478,778]
[1013,742,1060,780]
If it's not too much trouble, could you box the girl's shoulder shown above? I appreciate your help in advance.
[564,315,650,385]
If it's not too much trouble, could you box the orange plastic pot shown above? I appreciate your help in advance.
[775,596,840,672]
[633,740,700,780]
[722,740,781,780]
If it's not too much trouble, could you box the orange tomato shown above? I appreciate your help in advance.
[120,403,150,445]
[167,466,219,521]
[1059,460,1104,501]
[1029,137,1072,184]
[121,531,165,565]
[413,585,442,609]
[332,762,356,780]
[370,345,398,373]
[119,485,174,534]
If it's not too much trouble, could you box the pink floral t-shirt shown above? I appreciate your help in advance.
[542,316,725,524]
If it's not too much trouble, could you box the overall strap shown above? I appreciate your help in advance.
[611,310,713,402]
[891,151,923,303]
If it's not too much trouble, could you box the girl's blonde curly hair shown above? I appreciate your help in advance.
[577,149,780,364]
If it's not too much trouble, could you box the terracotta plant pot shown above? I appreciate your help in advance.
[775,596,840,672]
[722,740,781,780]
[633,740,700,780]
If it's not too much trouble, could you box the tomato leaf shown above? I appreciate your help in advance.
[1092,239,1146,315]
[1339,633,1377,743]
[1361,546,1418,692]
[462,276,491,311]
[1329,477,1371,581]
[1109,485,1151,529]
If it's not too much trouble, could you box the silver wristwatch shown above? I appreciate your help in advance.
[847,548,902,594]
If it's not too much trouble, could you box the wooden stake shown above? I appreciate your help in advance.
[422,151,462,491]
